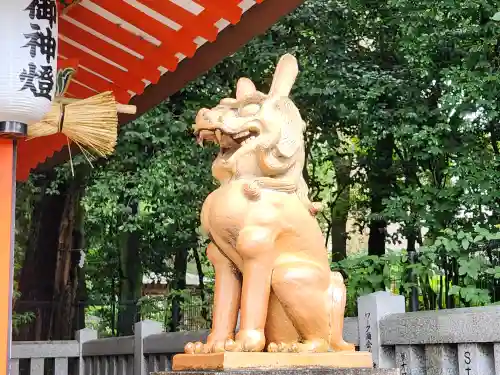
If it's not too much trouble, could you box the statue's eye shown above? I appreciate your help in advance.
[221,108,238,121]
[239,103,260,117]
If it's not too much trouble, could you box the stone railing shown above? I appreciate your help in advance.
[10,329,90,375]
[357,292,500,375]
[10,292,500,375]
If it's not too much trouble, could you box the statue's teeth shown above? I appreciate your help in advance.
[237,130,250,138]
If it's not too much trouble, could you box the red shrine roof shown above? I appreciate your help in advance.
[16,0,304,180]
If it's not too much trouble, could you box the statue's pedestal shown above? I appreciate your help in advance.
[157,371,398,375]
[170,352,385,372]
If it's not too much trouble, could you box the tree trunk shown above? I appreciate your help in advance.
[117,200,142,336]
[401,157,422,311]
[367,135,394,256]
[330,154,352,262]
[330,214,349,262]
[72,198,87,332]
[14,174,63,341]
[50,177,87,339]
[193,247,208,322]
[169,247,188,332]
[15,170,87,340]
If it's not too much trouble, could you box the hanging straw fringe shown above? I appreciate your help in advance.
[61,91,118,157]
[28,91,136,159]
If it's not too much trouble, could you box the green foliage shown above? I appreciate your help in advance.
[335,225,500,315]
[333,252,406,316]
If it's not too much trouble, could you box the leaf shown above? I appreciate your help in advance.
[492,12,500,21]
[473,235,484,243]
[366,274,384,286]
[449,285,461,296]
[461,238,470,250]
[458,259,481,280]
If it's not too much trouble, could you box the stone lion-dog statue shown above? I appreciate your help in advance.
[185,54,354,354]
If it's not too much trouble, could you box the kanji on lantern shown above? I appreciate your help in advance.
[23,23,57,64]
[25,0,57,28]
[19,62,54,101]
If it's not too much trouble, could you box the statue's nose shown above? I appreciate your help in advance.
[206,111,225,124]
[195,108,210,125]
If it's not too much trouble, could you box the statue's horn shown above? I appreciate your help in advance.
[268,54,299,97]
[236,77,257,100]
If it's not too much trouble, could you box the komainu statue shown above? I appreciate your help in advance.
[186,54,354,354]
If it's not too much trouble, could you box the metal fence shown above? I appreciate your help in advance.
[14,292,214,339]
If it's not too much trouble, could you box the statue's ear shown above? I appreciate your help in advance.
[276,128,299,158]
[270,97,304,158]
[268,54,298,98]
[236,78,257,100]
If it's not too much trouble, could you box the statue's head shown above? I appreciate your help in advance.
[193,54,306,183]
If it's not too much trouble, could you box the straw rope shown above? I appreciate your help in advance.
[27,91,136,158]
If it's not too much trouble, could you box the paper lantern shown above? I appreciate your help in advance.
[0,0,58,138]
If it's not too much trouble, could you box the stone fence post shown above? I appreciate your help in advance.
[134,320,163,375]
[76,328,98,375]
[357,291,405,369]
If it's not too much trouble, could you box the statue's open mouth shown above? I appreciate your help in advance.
[194,127,260,156]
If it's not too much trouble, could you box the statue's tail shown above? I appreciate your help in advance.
[326,271,355,351]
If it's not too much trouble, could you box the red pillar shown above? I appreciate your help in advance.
[0,139,15,375]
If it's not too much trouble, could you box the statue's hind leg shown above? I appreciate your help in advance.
[265,291,300,352]
[327,272,355,351]
[271,262,331,352]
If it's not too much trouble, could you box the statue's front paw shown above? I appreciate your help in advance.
[225,329,266,352]
[309,202,323,216]
[267,341,300,353]
[184,337,234,354]
[331,340,355,352]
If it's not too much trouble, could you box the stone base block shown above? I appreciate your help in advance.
[158,371,399,375]
[170,352,377,371]
[159,367,398,375]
